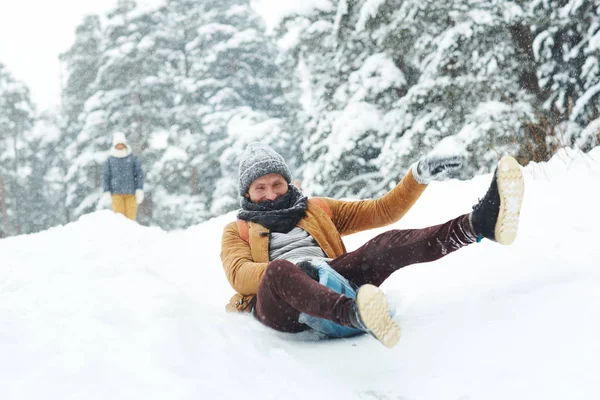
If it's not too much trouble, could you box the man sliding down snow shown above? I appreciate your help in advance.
[220,143,524,348]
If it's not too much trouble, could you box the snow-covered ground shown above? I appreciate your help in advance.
[1,148,600,400]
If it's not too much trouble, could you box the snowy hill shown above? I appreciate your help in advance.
[1,148,600,400]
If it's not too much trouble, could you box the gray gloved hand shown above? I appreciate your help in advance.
[411,154,463,184]
[135,189,145,205]
[101,192,112,207]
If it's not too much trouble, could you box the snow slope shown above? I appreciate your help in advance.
[1,148,600,400]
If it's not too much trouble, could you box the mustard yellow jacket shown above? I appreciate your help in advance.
[220,170,427,312]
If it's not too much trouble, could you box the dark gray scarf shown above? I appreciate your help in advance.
[238,185,308,233]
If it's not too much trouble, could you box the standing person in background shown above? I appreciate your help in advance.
[101,132,144,220]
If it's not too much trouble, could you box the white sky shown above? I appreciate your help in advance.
[0,1,119,111]
[0,0,316,112]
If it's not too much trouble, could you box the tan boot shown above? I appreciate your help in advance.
[350,284,401,348]
[471,156,525,245]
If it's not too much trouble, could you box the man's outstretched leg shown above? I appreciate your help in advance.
[331,156,525,287]
[255,260,401,347]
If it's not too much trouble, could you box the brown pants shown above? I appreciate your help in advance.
[112,194,137,220]
[254,214,476,333]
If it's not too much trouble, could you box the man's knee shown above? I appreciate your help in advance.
[264,259,296,277]
[262,259,301,287]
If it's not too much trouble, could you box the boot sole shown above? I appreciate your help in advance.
[495,156,525,245]
[356,285,401,348]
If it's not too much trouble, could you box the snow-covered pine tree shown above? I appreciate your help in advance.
[105,0,215,229]
[271,0,539,196]
[353,0,537,184]
[0,63,36,237]
[59,15,104,225]
[18,112,69,234]
[65,0,174,224]
[531,0,600,150]
[275,1,380,196]
[160,0,291,219]
[304,0,408,198]
[59,15,103,137]
[61,0,293,229]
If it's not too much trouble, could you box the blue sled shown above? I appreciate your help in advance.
[298,261,390,339]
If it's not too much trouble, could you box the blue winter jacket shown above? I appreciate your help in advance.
[103,154,144,194]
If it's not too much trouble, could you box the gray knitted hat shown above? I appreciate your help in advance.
[238,142,292,196]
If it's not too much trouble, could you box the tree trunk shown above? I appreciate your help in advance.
[0,176,7,238]
[191,167,199,195]
[509,24,545,100]
[12,133,22,235]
